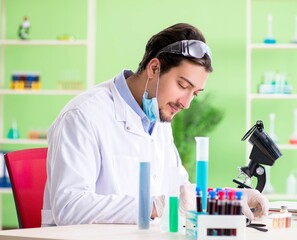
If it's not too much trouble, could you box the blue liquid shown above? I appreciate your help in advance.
[196,160,208,212]
[263,38,276,44]
[138,162,150,229]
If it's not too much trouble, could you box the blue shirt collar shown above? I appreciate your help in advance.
[114,70,152,133]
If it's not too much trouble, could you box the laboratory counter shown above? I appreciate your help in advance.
[0,218,296,240]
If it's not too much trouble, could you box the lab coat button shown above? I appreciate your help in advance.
[126,126,130,131]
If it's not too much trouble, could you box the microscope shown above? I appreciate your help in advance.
[233,120,282,192]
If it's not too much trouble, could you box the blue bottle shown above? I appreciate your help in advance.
[138,161,151,229]
[195,137,209,212]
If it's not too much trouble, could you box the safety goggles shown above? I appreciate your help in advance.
[156,40,212,61]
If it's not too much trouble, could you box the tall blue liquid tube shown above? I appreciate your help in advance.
[138,161,151,229]
[195,137,209,212]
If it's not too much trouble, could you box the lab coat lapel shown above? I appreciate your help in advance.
[110,81,148,137]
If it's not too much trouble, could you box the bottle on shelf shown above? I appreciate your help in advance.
[7,119,20,139]
[269,113,278,143]
[263,166,274,194]
[289,109,297,144]
[286,171,297,195]
[18,16,30,40]
[263,15,276,44]
[292,16,297,44]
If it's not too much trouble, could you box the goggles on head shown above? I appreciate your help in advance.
[156,40,212,61]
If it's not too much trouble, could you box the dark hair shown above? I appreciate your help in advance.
[136,23,213,75]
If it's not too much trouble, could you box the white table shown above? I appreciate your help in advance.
[0,218,296,240]
[0,188,12,230]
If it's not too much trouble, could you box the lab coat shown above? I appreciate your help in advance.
[42,75,188,226]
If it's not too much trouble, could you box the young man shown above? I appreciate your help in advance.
[42,23,268,226]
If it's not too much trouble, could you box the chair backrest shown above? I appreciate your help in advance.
[4,148,47,228]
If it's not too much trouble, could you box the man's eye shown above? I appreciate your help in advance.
[178,83,187,89]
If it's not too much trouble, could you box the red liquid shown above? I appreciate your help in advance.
[289,139,297,144]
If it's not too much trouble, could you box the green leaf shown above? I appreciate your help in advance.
[172,94,224,182]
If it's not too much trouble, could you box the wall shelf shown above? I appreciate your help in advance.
[277,144,297,150]
[0,40,88,46]
[0,138,47,145]
[250,94,297,100]
[246,0,297,197]
[0,0,96,146]
[265,193,297,201]
[250,43,297,50]
[0,89,82,96]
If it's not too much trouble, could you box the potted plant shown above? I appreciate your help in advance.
[172,94,224,182]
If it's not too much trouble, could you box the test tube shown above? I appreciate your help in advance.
[217,190,226,236]
[138,161,151,229]
[225,190,235,236]
[169,166,179,233]
[207,190,217,236]
[226,190,235,215]
[206,188,214,213]
[195,137,209,212]
[232,191,243,236]
[233,191,243,215]
[169,196,178,232]
[196,187,203,212]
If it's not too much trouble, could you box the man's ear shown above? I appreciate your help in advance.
[147,58,160,78]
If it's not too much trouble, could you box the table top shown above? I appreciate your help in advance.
[0,188,11,194]
[0,218,296,240]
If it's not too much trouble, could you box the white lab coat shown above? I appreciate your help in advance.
[42,75,188,226]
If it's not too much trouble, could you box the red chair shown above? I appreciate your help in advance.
[4,148,47,228]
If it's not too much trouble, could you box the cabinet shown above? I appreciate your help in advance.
[246,0,297,196]
[0,0,96,147]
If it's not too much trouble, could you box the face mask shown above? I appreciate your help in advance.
[142,91,160,122]
[142,72,160,123]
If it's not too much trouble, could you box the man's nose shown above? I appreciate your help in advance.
[178,94,193,110]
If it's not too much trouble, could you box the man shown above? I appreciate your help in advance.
[42,23,268,226]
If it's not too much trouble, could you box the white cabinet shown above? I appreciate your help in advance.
[0,0,96,146]
[246,0,297,197]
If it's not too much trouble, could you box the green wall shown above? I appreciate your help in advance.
[1,0,297,228]
[95,0,248,187]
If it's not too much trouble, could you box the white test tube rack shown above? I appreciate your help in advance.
[197,215,246,240]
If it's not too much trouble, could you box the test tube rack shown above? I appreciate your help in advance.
[197,215,246,240]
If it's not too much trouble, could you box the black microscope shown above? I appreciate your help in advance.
[233,120,282,192]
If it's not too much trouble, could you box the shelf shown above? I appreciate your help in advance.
[0,40,88,46]
[277,144,297,150]
[0,0,96,149]
[0,89,82,95]
[0,138,47,145]
[265,193,297,201]
[250,94,297,100]
[250,43,297,50]
[0,188,12,193]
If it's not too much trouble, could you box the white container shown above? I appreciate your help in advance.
[286,172,297,195]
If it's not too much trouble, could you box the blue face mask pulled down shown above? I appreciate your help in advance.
[142,91,160,123]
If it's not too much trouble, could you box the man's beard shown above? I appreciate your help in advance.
[159,102,183,122]
[159,108,173,122]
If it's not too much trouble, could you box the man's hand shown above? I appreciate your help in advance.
[153,185,268,221]
[241,188,269,220]
[178,185,269,220]
[179,183,196,216]
[151,195,165,218]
